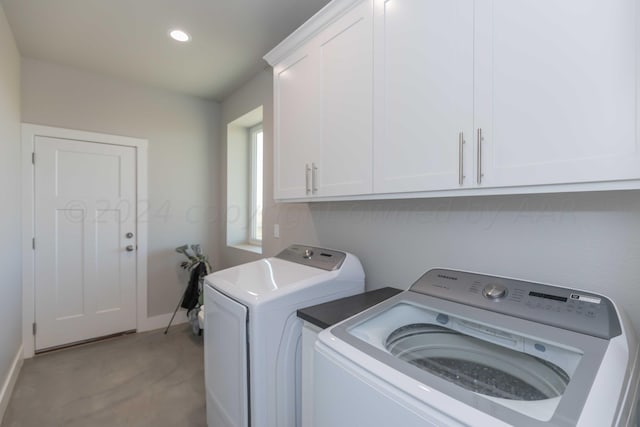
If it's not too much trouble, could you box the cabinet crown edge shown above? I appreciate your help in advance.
[263,0,368,66]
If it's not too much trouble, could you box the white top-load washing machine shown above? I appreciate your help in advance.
[203,245,364,427]
[315,269,640,427]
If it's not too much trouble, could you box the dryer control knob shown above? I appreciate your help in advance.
[483,283,508,300]
[303,249,314,259]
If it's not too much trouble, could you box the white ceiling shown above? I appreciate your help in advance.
[1,0,331,101]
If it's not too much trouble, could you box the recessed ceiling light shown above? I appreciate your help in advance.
[169,29,191,42]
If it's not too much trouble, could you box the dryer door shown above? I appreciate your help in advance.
[204,285,249,427]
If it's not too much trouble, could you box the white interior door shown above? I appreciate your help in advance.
[34,136,137,351]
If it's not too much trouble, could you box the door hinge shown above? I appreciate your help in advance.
[32,237,35,250]
[32,323,37,335]
[32,152,35,165]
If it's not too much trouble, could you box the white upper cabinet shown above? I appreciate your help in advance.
[273,45,320,199]
[476,0,640,188]
[316,2,373,197]
[267,0,373,200]
[373,0,474,193]
[376,0,640,194]
[268,0,640,202]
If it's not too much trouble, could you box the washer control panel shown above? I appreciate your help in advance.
[482,283,508,300]
[275,245,346,271]
[410,268,621,339]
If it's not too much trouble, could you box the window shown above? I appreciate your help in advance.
[249,124,263,245]
[226,106,264,254]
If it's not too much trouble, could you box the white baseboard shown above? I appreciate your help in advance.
[0,345,23,424]
[138,310,189,332]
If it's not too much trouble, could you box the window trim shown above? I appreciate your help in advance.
[248,123,263,246]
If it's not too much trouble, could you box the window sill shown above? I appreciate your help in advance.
[228,243,263,255]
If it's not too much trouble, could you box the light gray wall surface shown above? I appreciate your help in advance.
[221,68,640,337]
[21,58,221,317]
[218,68,318,268]
[310,193,640,299]
[0,3,22,395]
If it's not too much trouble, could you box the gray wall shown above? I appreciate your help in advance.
[218,69,318,268]
[220,68,640,336]
[310,194,640,300]
[21,58,221,317]
[0,3,22,393]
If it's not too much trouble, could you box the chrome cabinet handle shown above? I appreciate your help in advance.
[458,132,465,186]
[126,245,135,252]
[312,163,318,194]
[477,128,483,184]
[305,164,311,195]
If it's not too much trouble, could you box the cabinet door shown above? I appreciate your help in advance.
[374,0,474,194]
[273,46,320,199]
[475,0,640,188]
[316,0,373,197]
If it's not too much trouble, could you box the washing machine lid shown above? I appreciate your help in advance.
[328,269,621,427]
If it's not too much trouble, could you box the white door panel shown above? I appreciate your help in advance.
[34,136,137,350]
[205,285,248,427]
[274,48,320,199]
[374,0,474,193]
[476,0,640,187]
[317,0,373,197]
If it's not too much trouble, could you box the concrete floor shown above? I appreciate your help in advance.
[2,325,205,427]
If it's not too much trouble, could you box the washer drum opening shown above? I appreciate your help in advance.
[385,323,570,401]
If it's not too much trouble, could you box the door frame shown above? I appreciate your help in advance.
[21,124,149,358]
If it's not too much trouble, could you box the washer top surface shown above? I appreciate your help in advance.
[205,258,329,303]
[324,269,631,427]
[204,245,355,306]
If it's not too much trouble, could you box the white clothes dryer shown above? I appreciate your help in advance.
[203,245,364,427]
[315,269,640,427]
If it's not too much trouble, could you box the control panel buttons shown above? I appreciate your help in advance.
[482,283,508,300]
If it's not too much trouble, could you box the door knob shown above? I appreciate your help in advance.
[126,245,135,252]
